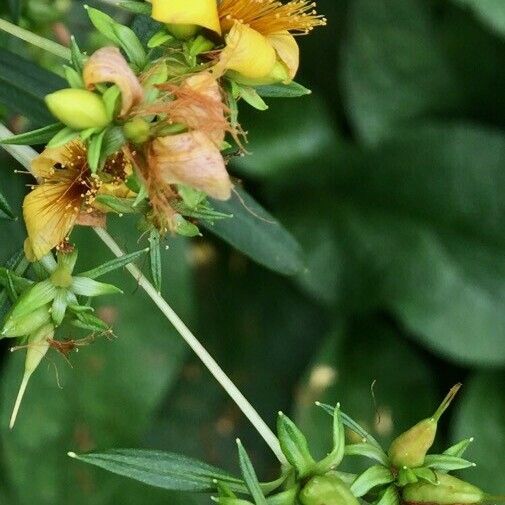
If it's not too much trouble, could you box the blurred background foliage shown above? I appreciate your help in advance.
[1,0,505,503]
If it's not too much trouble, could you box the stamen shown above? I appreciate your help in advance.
[218,0,327,36]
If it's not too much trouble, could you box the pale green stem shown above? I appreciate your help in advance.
[0,18,71,60]
[0,125,286,465]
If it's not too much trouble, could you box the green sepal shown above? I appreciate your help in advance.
[148,229,162,292]
[423,454,475,472]
[2,305,51,338]
[4,279,57,322]
[94,195,141,214]
[397,467,418,487]
[0,267,33,292]
[70,36,86,73]
[277,412,315,478]
[148,30,174,49]
[103,86,122,122]
[71,312,110,333]
[64,65,85,89]
[51,288,69,326]
[47,127,80,148]
[443,438,474,458]
[87,129,106,172]
[174,214,202,237]
[350,465,394,498]
[344,443,389,466]
[377,485,401,505]
[255,82,311,98]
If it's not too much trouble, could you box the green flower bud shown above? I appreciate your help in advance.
[299,474,360,505]
[403,473,484,505]
[388,384,461,468]
[123,117,151,144]
[10,323,53,428]
[45,89,110,130]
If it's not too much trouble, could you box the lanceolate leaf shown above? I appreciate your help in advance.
[203,188,305,276]
[0,123,62,146]
[255,82,311,98]
[0,48,65,125]
[69,449,244,493]
[78,248,149,279]
[423,454,475,471]
[0,189,15,219]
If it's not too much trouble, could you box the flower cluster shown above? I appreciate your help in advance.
[0,0,325,427]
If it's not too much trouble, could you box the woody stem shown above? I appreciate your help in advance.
[0,123,287,466]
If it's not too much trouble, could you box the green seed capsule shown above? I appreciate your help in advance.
[388,384,461,468]
[2,305,52,337]
[45,89,110,130]
[299,474,360,505]
[403,472,484,505]
[123,117,151,144]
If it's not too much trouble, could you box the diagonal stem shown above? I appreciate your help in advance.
[0,123,286,465]
[0,18,70,60]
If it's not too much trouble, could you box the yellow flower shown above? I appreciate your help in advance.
[151,0,221,35]
[215,0,326,82]
[24,142,134,259]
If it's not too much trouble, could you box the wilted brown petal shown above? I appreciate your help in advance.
[149,131,233,201]
[83,47,143,116]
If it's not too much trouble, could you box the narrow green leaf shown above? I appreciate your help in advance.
[68,449,244,492]
[350,465,394,497]
[85,6,121,44]
[149,228,162,292]
[71,312,110,333]
[0,123,62,146]
[255,82,311,98]
[64,66,85,89]
[71,277,123,297]
[277,412,315,477]
[0,267,33,292]
[202,188,304,276]
[237,440,267,505]
[70,36,86,73]
[78,248,149,280]
[239,86,269,111]
[94,195,139,214]
[313,404,345,473]
[423,454,476,471]
[0,189,15,219]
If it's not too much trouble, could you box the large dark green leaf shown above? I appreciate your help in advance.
[452,372,505,493]
[342,0,459,144]
[453,0,505,36]
[7,0,22,22]
[71,449,243,493]
[203,188,304,276]
[0,47,64,124]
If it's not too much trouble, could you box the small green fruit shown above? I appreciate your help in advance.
[45,89,110,130]
[388,384,461,468]
[403,472,484,505]
[299,474,360,505]
[123,117,151,144]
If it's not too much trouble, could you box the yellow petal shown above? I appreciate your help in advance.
[83,47,144,116]
[214,22,277,80]
[23,183,79,259]
[31,142,81,180]
[149,131,232,200]
[151,0,221,35]
[268,32,300,82]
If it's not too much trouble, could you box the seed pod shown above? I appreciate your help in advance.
[299,474,360,505]
[388,384,461,468]
[123,117,151,144]
[10,323,53,428]
[45,89,110,130]
[403,472,484,505]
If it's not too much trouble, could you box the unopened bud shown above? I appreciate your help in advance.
[300,474,360,505]
[45,89,110,130]
[123,117,151,144]
[388,384,461,468]
[166,24,199,40]
[228,61,291,87]
[403,472,484,505]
